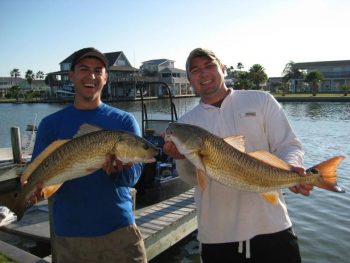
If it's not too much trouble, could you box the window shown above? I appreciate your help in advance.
[116,60,126,66]
[61,63,70,71]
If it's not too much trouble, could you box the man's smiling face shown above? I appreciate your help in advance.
[69,57,108,109]
[188,56,226,103]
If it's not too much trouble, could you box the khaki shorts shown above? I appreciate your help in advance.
[54,224,147,263]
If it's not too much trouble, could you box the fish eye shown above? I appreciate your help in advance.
[306,168,319,174]
[143,144,149,150]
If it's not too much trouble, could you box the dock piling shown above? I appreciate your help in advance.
[10,127,22,164]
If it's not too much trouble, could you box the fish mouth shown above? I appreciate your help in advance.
[164,127,172,141]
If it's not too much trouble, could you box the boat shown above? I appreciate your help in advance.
[55,84,75,98]
[134,82,192,207]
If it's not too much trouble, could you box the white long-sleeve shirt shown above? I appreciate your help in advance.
[176,89,304,243]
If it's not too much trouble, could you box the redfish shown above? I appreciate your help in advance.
[1,124,159,220]
[165,122,345,204]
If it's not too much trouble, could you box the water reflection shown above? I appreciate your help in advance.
[282,102,350,121]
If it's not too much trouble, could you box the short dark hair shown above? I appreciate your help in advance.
[70,47,109,71]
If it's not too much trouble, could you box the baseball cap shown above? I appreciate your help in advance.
[70,47,109,70]
[185,47,223,77]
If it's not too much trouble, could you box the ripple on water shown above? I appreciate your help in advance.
[286,186,350,263]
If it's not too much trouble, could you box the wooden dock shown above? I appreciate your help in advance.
[136,188,196,260]
[0,188,197,262]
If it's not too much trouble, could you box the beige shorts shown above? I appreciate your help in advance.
[54,224,147,263]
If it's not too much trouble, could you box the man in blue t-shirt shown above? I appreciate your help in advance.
[31,47,147,262]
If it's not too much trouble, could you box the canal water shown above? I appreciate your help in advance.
[0,99,349,263]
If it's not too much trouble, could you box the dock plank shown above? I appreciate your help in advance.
[0,188,197,261]
[134,188,197,260]
[1,201,51,241]
[0,239,49,263]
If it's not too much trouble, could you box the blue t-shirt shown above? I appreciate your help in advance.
[32,103,142,237]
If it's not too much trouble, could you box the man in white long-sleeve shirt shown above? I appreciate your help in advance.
[164,48,313,263]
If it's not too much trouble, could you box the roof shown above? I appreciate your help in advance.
[159,67,186,73]
[142,59,174,65]
[0,77,25,82]
[268,77,283,81]
[109,65,138,72]
[294,60,350,68]
[60,52,75,64]
[104,52,122,67]
[48,70,69,75]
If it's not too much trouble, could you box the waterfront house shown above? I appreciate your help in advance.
[280,60,350,93]
[46,52,193,99]
[0,77,23,98]
[47,51,142,99]
[267,77,283,93]
[0,77,48,98]
[141,59,192,96]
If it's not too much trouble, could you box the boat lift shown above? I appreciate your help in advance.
[140,81,178,139]
[135,82,191,206]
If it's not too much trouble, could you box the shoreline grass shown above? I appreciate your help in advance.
[0,93,349,104]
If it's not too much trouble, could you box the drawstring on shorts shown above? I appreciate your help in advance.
[238,239,251,258]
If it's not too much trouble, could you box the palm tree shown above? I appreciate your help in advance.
[9,85,20,100]
[304,70,324,96]
[25,70,35,89]
[237,62,244,71]
[226,66,235,78]
[340,85,350,96]
[10,68,21,79]
[234,71,251,90]
[10,68,21,87]
[282,61,304,93]
[36,71,45,80]
[248,64,268,90]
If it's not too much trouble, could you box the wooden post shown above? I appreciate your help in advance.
[48,197,57,263]
[10,127,22,164]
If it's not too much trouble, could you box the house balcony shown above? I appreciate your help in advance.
[320,71,350,79]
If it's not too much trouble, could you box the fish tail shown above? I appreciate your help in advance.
[0,190,30,221]
[307,156,345,193]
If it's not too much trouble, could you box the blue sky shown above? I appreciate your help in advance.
[1,0,349,78]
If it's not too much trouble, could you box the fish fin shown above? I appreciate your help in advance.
[21,140,69,184]
[74,124,103,138]
[224,136,245,152]
[261,191,279,205]
[249,150,292,171]
[42,184,62,199]
[196,169,207,192]
[308,155,345,193]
